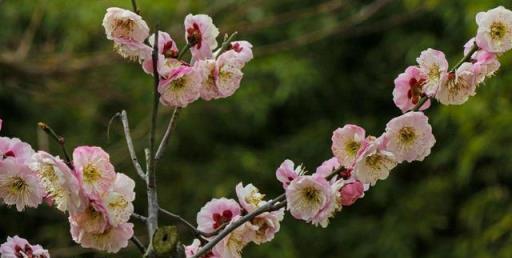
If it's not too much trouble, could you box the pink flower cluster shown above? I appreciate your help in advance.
[0,236,49,258]
[279,111,435,227]
[393,6,512,111]
[103,8,253,108]
[186,183,284,258]
[0,119,135,254]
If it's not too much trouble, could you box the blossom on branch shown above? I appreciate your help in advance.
[416,48,449,97]
[435,62,477,105]
[393,66,431,112]
[384,112,436,163]
[197,198,242,234]
[476,6,512,53]
[158,65,202,107]
[331,124,366,168]
[72,146,116,197]
[275,159,305,189]
[185,14,220,60]
[352,136,397,186]
[0,159,44,211]
[0,236,49,258]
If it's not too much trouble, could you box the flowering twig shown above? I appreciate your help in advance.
[144,27,161,258]
[155,107,180,160]
[214,31,238,56]
[411,43,480,112]
[37,122,72,168]
[119,110,146,181]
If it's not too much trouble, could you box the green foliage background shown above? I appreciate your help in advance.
[1,0,512,257]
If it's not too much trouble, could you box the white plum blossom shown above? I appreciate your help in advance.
[436,62,477,105]
[352,136,398,186]
[476,6,512,53]
[416,48,449,96]
[331,124,366,168]
[384,112,436,163]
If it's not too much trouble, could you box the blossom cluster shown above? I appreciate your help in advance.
[0,119,135,254]
[185,183,285,258]
[102,8,253,108]
[393,6,511,111]
[0,235,49,258]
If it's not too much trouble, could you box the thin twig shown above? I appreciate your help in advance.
[130,0,140,14]
[130,235,146,254]
[37,122,72,168]
[155,108,180,160]
[214,31,238,57]
[159,208,202,236]
[177,43,192,60]
[132,213,147,222]
[119,111,146,181]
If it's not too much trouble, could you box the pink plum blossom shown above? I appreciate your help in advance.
[0,159,44,211]
[72,146,116,197]
[185,14,220,60]
[353,136,398,186]
[435,62,477,105]
[0,137,35,164]
[0,236,50,258]
[384,112,436,163]
[465,38,500,84]
[102,7,150,60]
[331,124,366,168]
[142,31,179,75]
[392,66,431,112]
[249,209,284,244]
[314,157,341,178]
[475,6,512,53]
[214,217,255,258]
[158,65,202,107]
[197,57,244,100]
[196,198,242,234]
[339,180,365,206]
[69,198,109,234]
[0,119,2,132]
[286,175,335,226]
[30,151,85,213]
[416,48,449,96]
[101,173,135,227]
[275,159,305,189]
[70,218,133,254]
[235,183,265,212]
[216,41,254,68]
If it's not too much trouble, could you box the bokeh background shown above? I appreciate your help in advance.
[2,0,512,257]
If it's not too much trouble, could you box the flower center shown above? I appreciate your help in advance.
[345,140,361,157]
[407,77,426,104]
[491,21,506,40]
[212,210,233,229]
[112,19,135,39]
[2,150,15,159]
[231,42,243,53]
[9,176,27,194]
[170,77,186,90]
[83,164,101,184]
[428,64,441,81]
[301,186,321,204]
[187,23,202,49]
[398,126,416,145]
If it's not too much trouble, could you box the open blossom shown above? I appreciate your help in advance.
[158,65,202,107]
[339,180,365,206]
[286,175,334,226]
[416,48,449,96]
[0,236,49,258]
[72,146,116,197]
[235,183,265,212]
[465,38,500,84]
[476,6,512,53]
[0,137,35,164]
[215,217,255,258]
[30,151,85,213]
[142,31,179,75]
[197,56,244,100]
[393,66,431,112]
[216,41,254,68]
[275,159,305,189]
[70,218,133,254]
[102,173,135,227]
[69,198,109,234]
[0,159,44,211]
[384,112,436,163]
[331,124,366,168]
[185,14,219,60]
[197,198,242,234]
[314,157,341,178]
[102,7,150,60]
[249,209,284,244]
[353,136,398,186]
[436,62,477,105]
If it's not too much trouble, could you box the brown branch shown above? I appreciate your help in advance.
[15,0,46,60]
